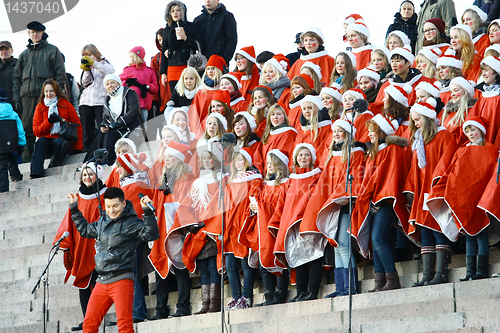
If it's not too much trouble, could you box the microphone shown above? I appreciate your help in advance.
[138,193,156,212]
[215,133,236,144]
[87,148,109,163]
[52,231,69,249]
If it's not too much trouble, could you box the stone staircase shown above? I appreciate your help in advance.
[1,145,500,333]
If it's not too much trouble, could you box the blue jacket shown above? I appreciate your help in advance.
[0,102,26,151]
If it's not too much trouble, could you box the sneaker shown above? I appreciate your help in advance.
[234,296,251,309]
[226,297,239,310]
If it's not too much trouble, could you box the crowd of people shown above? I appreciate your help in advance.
[3,0,500,332]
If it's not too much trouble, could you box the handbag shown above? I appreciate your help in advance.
[187,40,207,74]
[58,119,79,142]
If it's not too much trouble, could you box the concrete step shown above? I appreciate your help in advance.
[359,312,466,333]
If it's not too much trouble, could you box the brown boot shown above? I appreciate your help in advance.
[368,272,386,292]
[379,272,401,291]
[194,284,210,315]
[208,283,221,313]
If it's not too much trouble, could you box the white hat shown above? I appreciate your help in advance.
[481,56,500,75]
[418,47,443,64]
[321,87,342,103]
[103,73,121,86]
[336,50,357,69]
[346,21,370,38]
[387,30,411,46]
[114,137,137,154]
[169,107,189,126]
[163,124,184,142]
[451,24,473,41]
[464,5,488,23]
[357,67,380,84]
[385,84,412,107]
[206,112,228,131]
[436,48,463,69]
[371,114,399,135]
[267,149,289,166]
[450,77,475,98]
[221,73,242,90]
[301,94,324,110]
[488,19,500,33]
[293,143,317,164]
[301,62,322,80]
[415,81,442,98]
[164,142,191,162]
[333,118,357,137]
[264,58,287,76]
[463,117,487,135]
[410,97,438,119]
[372,46,391,62]
[236,111,257,131]
[391,45,415,64]
[485,43,500,56]
[302,26,325,42]
[81,161,104,180]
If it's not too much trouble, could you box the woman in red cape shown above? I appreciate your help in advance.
[341,89,373,144]
[272,143,322,301]
[287,74,317,131]
[403,99,457,287]
[54,162,105,331]
[427,116,497,281]
[351,115,411,292]
[301,119,366,298]
[233,46,260,104]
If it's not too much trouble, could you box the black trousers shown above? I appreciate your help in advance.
[79,105,103,152]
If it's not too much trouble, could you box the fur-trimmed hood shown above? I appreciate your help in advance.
[385,135,409,148]
[165,1,187,26]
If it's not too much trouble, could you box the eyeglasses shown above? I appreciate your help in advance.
[423,28,437,34]
[235,57,245,62]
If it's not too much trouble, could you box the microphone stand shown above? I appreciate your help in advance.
[496,151,500,184]
[31,242,62,333]
[93,155,105,217]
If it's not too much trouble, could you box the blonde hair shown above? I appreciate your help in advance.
[81,44,103,61]
[176,67,202,97]
[301,66,323,93]
[462,9,482,34]
[371,49,390,72]
[160,159,193,184]
[292,147,314,173]
[229,152,251,182]
[264,153,290,185]
[366,120,387,161]
[259,63,283,84]
[261,104,291,144]
[385,34,405,49]
[202,66,223,87]
[409,114,438,145]
[326,97,342,121]
[129,52,143,68]
[324,126,353,165]
[415,53,437,79]
[302,101,320,142]
[441,89,473,127]
[485,48,500,58]
[454,28,476,73]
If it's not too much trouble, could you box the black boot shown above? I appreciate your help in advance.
[254,290,275,307]
[413,253,436,287]
[425,250,448,285]
[474,255,489,279]
[459,255,476,281]
[269,289,287,305]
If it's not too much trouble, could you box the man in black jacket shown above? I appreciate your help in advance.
[193,0,237,66]
[0,41,16,107]
[68,187,159,332]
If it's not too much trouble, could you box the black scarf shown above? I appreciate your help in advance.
[79,179,105,196]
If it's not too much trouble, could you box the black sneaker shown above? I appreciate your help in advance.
[71,322,83,331]
[107,321,117,326]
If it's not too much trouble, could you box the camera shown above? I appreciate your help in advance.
[81,58,89,65]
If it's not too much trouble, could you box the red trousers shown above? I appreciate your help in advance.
[83,279,134,333]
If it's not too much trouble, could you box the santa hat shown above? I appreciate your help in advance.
[425,18,446,34]
[418,47,443,64]
[301,94,324,110]
[221,72,243,90]
[464,5,488,23]
[206,54,227,72]
[485,43,500,55]
[387,30,411,46]
[116,153,147,175]
[346,21,370,38]
[357,67,380,85]
[163,124,184,142]
[337,50,357,69]
[463,115,489,135]
[321,86,343,103]
[235,146,253,165]
[301,61,322,80]
[343,88,367,101]
[415,81,442,98]
[451,24,473,41]
[206,112,228,131]
[293,143,317,164]
[372,46,391,62]
[236,111,257,131]
[212,90,231,105]
[333,118,357,137]
[410,97,438,119]
[385,84,412,107]
[169,107,189,126]
[481,56,500,75]
[298,73,315,90]
[130,46,145,61]
[114,137,137,154]
[255,85,273,96]
[391,45,415,64]
[344,14,364,25]
[81,161,104,180]
[436,48,463,69]
[488,19,500,33]
[267,149,289,167]
[235,46,256,63]
[264,54,289,76]
[164,141,191,162]
[450,77,475,97]
[301,27,325,43]
[371,114,399,135]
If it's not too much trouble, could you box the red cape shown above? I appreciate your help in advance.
[287,51,336,86]
[241,66,260,104]
[293,120,333,167]
[253,127,297,175]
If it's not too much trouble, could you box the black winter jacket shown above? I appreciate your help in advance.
[102,86,142,137]
[0,57,17,106]
[160,21,198,74]
[386,13,419,54]
[70,200,159,282]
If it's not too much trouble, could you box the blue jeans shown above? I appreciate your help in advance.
[371,201,397,273]
[334,212,356,268]
[466,229,490,256]
[225,254,256,299]
[197,256,219,285]
[132,242,147,320]
[421,226,450,247]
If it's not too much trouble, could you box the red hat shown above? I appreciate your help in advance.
[116,153,147,175]
[237,147,254,165]
[410,97,438,119]
[425,18,446,34]
[235,46,256,63]
[385,83,412,107]
[264,54,289,76]
[130,46,145,61]
[221,71,243,90]
[206,54,227,72]
[255,85,273,95]
[164,141,191,162]
[463,115,489,135]
[212,90,231,105]
[299,73,315,90]
[343,88,367,101]
[371,114,399,135]
[344,14,364,25]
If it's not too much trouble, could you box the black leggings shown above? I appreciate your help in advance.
[295,257,323,295]
[79,270,98,316]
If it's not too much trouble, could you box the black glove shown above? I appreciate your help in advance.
[187,222,205,234]
[17,146,25,157]
[48,113,62,124]
[139,84,148,98]
[125,78,140,87]
[108,118,125,130]
[14,101,23,113]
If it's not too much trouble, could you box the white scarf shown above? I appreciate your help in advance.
[412,129,427,169]
[184,87,197,99]
[45,97,60,135]
[108,86,124,120]
[188,170,214,211]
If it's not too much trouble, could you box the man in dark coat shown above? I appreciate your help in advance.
[386,1,419,54]
[193,0,237,66]
[0,41,17,107]
[12,21,66,162]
